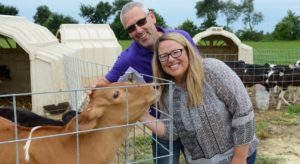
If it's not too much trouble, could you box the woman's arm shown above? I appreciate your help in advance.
[204,59,255,143]
[231,144,250,164]
[139,112,166,138]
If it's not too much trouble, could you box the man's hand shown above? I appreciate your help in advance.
[85,84,97,97]
[86,78,111,97]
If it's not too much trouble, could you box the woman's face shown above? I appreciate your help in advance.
[158,40,189,83]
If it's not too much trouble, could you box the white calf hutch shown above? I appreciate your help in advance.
[0,15,78,114]
[193,26,253,64]
[56,24,121,70]
[0,16,121,115]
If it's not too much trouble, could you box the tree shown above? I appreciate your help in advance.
[219,0,241,31]
[33,5,52,25]
[272,10,300,40]
[150,9,167,28]
[79,4,94,23]
[80,1,113,24]
[112,0,132,14]
[240,0,263,32]
[44,13,78,34]
[195,0,221,29]
[0,3,18,15]
[33,5,78,34]
[110,12,130,40]
[177,19,200,37]
[236,29,263,41]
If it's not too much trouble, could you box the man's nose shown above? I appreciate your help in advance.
[135,25,143,33]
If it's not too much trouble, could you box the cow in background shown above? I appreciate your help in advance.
[224,61,270,88]
[267,66,300,109]
[225,60,300,109]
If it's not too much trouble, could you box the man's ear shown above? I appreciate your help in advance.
[67,107,104,131]
[148,10,157,24]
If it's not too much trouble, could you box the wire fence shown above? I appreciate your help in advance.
[63,56,175,163]
[201,49,300,110]
[0,56,175,164]
[254,49,300,65]
[63,55,111,110]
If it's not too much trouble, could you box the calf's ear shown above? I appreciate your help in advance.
[67,107,104,131]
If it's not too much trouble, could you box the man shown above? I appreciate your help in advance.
[96,2,198,164]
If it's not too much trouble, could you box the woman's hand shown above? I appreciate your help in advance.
[138,111,150,122]
[231,156,246,164]
[138,111,166,138]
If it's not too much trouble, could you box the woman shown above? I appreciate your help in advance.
[139,32,258,164]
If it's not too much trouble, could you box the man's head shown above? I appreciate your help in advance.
[120,2,162,50]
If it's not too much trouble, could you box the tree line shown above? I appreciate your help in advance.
[1,0,300,41]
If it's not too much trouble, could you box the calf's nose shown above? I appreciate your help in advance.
[152,84,160,90]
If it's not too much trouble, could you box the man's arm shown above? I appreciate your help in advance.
[96,77,111,86]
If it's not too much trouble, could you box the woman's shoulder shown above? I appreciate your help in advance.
[202,58,228,72]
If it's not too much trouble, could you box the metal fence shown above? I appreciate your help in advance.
[202,49,300,110]
[253,49,300,65]
[63,56,175,164]
[0,56,175,164]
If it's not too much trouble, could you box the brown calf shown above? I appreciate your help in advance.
[0,82,160,164]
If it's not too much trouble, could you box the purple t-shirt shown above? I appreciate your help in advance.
[105,27,197,83]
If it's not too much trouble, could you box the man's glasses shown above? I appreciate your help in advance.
[125,17,147,33]
[158,49,185,62]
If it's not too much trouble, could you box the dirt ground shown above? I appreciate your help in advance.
[255,109,300,164]
[248,85,300,164]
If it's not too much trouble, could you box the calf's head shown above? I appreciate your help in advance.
[68,82,160,131]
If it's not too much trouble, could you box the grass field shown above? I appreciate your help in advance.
[2,38,299,51]
[244,40,300,49]
[119,40,300,50]
[118,40,300,65]
[118,40,132,50]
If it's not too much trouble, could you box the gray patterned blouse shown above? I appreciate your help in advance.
[161,58,259,164]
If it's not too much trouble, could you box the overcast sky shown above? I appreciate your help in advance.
[3,0,300,33]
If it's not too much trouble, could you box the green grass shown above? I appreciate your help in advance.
[243,41,300,64]
[253,49,300,65]
[119,40,300,50]
[270,112,299,126]
[256,155,283,164]
[118,40,300,65]
[287,105,300,115]
[244,40,300,49]
[121,135,186,164]
[118,40,132,50]
[256,121,271,139]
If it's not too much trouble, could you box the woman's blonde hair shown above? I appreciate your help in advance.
[152,32,204,108]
